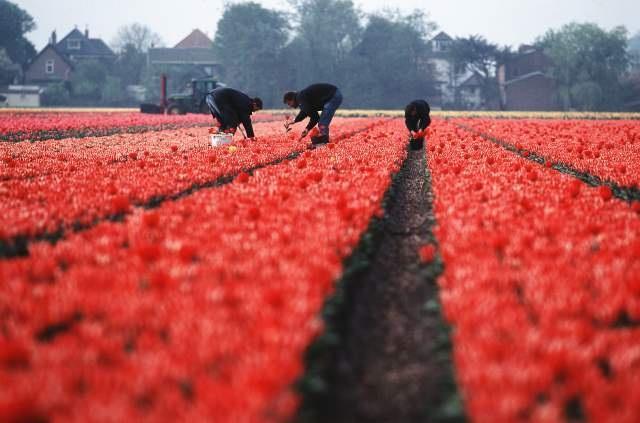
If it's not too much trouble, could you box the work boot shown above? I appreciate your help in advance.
[311,134,329,145]
[410,137,424,150]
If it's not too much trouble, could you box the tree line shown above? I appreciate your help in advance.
[1,0,640,111]
[214,1,640,111]
[212,1,440,109]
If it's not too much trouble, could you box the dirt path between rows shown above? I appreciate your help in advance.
[299,148,463,422]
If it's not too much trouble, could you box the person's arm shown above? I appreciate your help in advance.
[405,116,414,132]
[419,115,431,130]
[293,109,307,123]
[240,113,255,138]
[306,110,320,130]
[421,102,431,129]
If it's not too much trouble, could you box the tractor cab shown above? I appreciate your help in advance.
[166,78,225,115]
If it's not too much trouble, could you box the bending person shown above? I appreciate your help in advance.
[404,99,431,150]
[205,87,262,139]
[283,83,343,145]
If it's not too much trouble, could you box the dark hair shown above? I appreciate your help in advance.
[283,91,297,103]
[253,97,263,109]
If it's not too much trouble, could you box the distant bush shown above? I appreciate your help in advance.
[41,82,71,106]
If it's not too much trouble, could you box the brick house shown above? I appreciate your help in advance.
[24,44,73,85]
[147,29,221,98]
[25,28,115,85]
[498,45,558,111]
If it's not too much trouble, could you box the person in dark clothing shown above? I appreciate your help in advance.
[405,100,431,150]
[205,87,263,138]
[283,83,343,145]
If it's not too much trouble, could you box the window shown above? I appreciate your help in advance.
[67,39,81,50]
[435,40,450,52]
[45,60,55,74]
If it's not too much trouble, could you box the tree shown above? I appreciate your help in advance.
[111,24,162,90]
[344,11,437,108]
[287,0,362,84]
[213,2,290,106]
[112,23,163,53]
[71,60,108,101]
[0,0,36,67]
[629,31,640,69]
[449,35,511,108]
[537,23,629,111]
[629,31,640,52]
[114,43,147,86]
[41,82,71,106]
[0,48,20,85]
[102,76,126,105]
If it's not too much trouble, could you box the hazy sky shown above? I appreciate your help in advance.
[15,0,640,51]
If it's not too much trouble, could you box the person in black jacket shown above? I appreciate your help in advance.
[205,87,263,138]
[405,99,431,150]
[283,83,343,145]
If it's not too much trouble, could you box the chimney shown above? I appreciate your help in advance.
[85,26,89,38]
[50,30,57,45]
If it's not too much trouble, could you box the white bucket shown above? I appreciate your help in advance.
[210,133,234,147]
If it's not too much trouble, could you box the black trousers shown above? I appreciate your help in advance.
[205,94,236,131]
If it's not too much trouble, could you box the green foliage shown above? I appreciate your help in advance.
[0,0,36,66]
[289,0,362,84]
[449,35,510,108]
[343,12,437,108]
[620,64,640,108]
[211,2,437,108]
[570,81,604,111]
[102,76,125,104]
[71,60,108,100]
[41,82,70,106]
[110,24,164,101]
[213,2,290,107]
[629,31,640,53]
[114,43,146,86]
[629,32,640,69]
[538,23,629,110]
[0,48,19,85]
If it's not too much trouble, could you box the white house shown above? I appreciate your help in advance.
[425,31,484,109]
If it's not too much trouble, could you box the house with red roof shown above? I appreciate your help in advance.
[146,29,222,98]
[148,29,220,78]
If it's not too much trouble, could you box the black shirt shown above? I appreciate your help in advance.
[293,83,338,130]
[209,87,256,137]
[404,100,431,132]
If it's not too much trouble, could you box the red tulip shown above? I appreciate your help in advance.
[419,244,437,263]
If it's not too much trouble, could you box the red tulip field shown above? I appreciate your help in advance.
[1,111,640,422]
